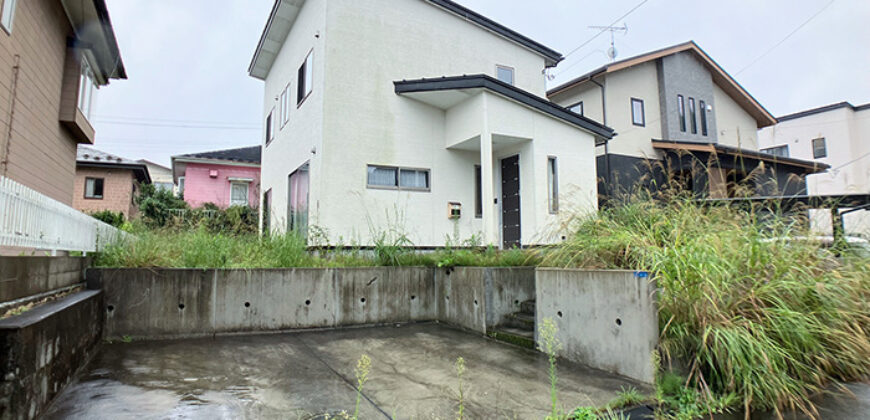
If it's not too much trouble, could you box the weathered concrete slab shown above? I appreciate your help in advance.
[0,290,103,420]
[536,269,658,384]
[42,324,647,419]
[0,256,88,303]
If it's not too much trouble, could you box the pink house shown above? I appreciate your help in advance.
[171,146,261,208]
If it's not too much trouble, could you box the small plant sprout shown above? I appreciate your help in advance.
[352,354,371,419]
[537,317,563,419]
[455,356,466,420]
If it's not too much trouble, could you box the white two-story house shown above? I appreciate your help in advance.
[249,0,613,248]
[548,41,828,201]
[759,102,870,236]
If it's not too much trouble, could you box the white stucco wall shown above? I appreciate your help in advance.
[713,84,759,150]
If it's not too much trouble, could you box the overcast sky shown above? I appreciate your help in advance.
[95,0,869,168]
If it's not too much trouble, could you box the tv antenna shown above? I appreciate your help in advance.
[588,24,628,61]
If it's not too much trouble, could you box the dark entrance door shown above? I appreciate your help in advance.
[501,155,521,249]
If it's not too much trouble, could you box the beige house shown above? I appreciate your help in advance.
[74,147,150,218]
[139,159,175,194]
[0,0,125,205]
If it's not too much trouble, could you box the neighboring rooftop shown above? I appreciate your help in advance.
[173,146,262,165]
[777,101,870,123]
[77,146,150,183]
[651,139,831,174]
[395,75,614,140]
[248,0,563,80]
[547,41,777,128]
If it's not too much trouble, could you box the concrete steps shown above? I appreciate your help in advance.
[490,299,536,349]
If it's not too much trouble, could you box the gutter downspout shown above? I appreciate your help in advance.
[591,76,612,203]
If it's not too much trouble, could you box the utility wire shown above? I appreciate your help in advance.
[735,0,835,76]
[94,114,260,126]
[95,120,261,130]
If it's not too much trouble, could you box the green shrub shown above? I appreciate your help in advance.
[90,210,125,227]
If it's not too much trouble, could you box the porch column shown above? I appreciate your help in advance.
[480,94,498,245]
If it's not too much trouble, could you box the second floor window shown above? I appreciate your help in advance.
[1,0,17,33]
[699,100,708,136]
[689,97,697,134]
[496,65,515,85]
[677,95,686,132]
[84,177,104,199]
[631,98,645,127]
[78,59,98,119]
[297,51,313,105]
[265,109,274,145]
[280,84,291,126]
[761,145,789,158]
[812,138,827,159]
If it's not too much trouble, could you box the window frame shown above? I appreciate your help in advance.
[178,176,185,196]
[699,100,708,136]
[761,145,790,158]
[812,137,827,159]
[84,177,104,200]
[630,98,645,127]
[297,49,314,107]
[496,65,515,86]
[567,101,584,116]
[547,156,559,214]
[280,83,291,128]
[474,165,482,218]
[78,58,98,120]
[678,95,686,132]
[689,97,697,134]
[265,108,275,146]
[1,0,17,34]
[229,181,250,207]
[366,165,431,192]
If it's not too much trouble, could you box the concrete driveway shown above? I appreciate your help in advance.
[43,323,646,419]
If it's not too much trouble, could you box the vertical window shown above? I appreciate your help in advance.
[178,177,185,196]
[496,65,515,85]
[630,98,645,127]
[84,178,104,199]
[297,51,313,105]
[547,157,559,213]
[812,138,827,159]
[78,59,98,119]
[265,109,274,145]
[689,97,697,134]
[230,182,250,207]
[288,163,310,237]
[677,95,686,132]
[1,0,17,33]
[263,189,272,235]
[568,101,583,116]
[474,165,482,218]
[699,100,708,136]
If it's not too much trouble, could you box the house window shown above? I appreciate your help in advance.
[280,84,291,127]
[155,182,173,192]
[297,50,313,105]
[288,163,310,236]
[263,188,272,235]
[366,165,430,191]
[568,101,583,116]
[84,177,104,199]
[78,59,98,119]
[689,97,697,134]
[761,145,789,158]
[547,157,559,213]
[178,177,185,196]
[1,0,17,33]
[699,100,708,136]
[230,182,250,207]
[630,98,644,127]
[474,165,482,218]
[265,109,274,145]
[812,138,827,159]
[496,65,515,85]
[677,95,686,132]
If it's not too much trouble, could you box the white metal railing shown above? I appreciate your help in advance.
[0,175,128,253]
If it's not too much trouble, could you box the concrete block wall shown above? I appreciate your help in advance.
[535,269,658,384]
[0,257,88,303]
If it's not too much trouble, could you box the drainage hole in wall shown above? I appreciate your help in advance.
[411,295,416,301]
[474,299,478,306]
[178,303,185,310]
[514,300,519,305]
[557,311,563,318]
[305,299,311,306]
[616,318,622,326]
[445,295,450,301]
[360,297,366,304]
[244,302,251,308]
[107,305,115,312]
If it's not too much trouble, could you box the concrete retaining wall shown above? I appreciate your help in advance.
[0,257,88,303]
[0,290,103,420]
[535,269,658,384]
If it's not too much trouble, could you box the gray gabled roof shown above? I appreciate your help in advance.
[76,146,150,183]
[777,101,870,122]
[173,146,262,165]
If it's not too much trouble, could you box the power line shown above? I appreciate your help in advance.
[93,114,260,126]
[562,0,652,59]
[734,0,835,76]
[95,120,261,130]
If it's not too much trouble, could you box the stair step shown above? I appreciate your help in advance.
[489,327,535,349]
[502,312,535,330]
[520,299,535,315]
